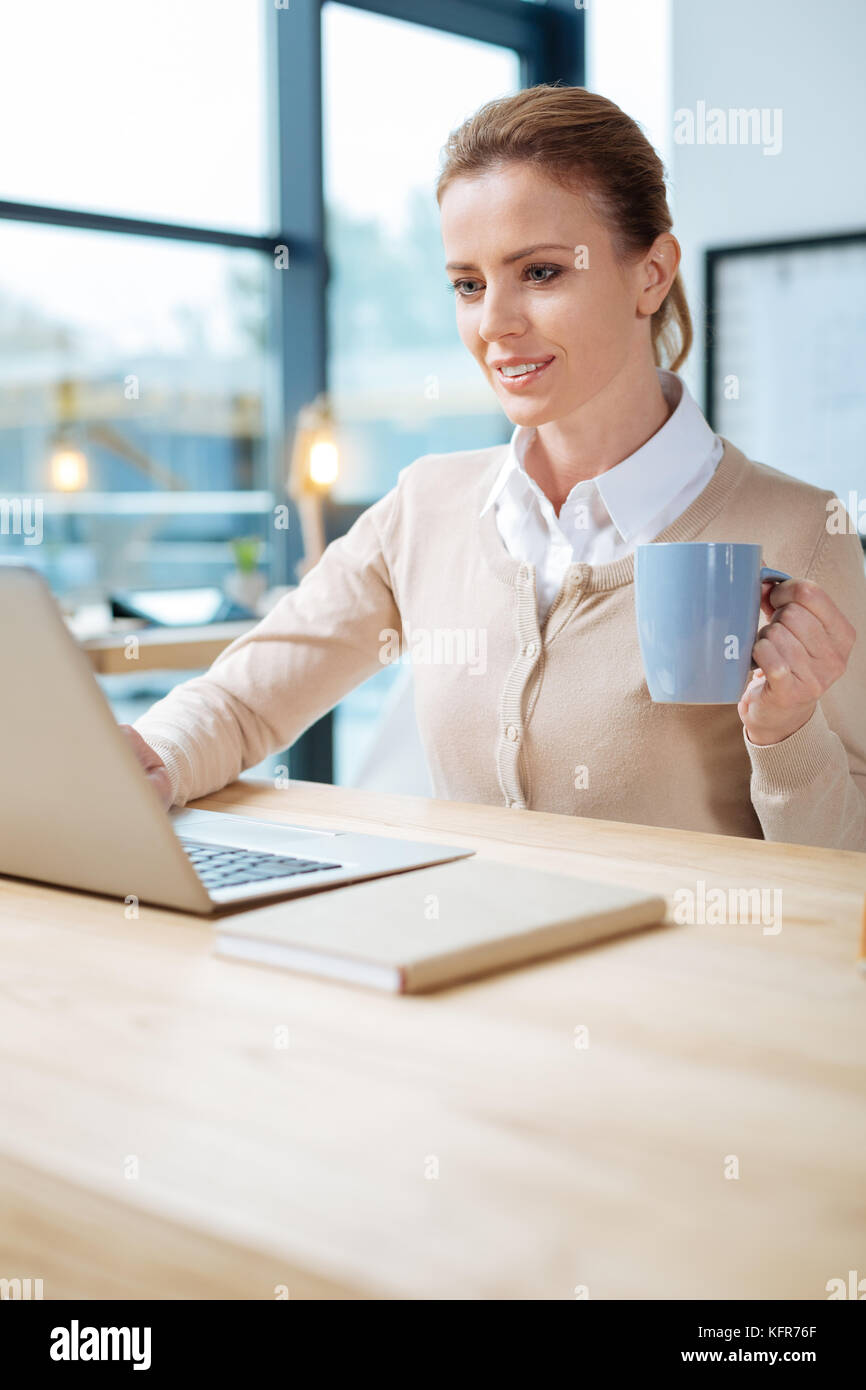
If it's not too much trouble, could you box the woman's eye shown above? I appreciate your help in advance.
[447,264,562,297]
[526,263,561,283]
[450,278,483,297]
[448,278,482,297]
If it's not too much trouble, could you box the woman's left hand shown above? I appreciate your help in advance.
[738,578,856,746]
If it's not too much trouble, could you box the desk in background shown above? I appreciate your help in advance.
[79,620,255,675]
[74,617,332,783]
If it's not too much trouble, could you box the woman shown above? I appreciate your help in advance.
[127,86,865,851]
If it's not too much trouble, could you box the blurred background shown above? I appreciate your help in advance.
[0,0,863,795]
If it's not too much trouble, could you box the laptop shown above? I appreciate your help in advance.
[0,566,474,915]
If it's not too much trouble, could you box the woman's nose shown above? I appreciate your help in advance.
[478,287,526,342]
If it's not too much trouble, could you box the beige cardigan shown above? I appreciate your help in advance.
[134,437,866,852]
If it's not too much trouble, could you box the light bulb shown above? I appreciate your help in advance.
[50,445,88,492]
[309,439,338,488]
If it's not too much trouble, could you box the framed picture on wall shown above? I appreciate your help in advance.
[704,229,866,547]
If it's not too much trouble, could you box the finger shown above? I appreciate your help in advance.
[759,581,776,621]
[119,723,162,772]
[770,598,844,671]
[766,577,856,650]
[739,669,766,707]
[743,668,766,693]
[752,622,822,700]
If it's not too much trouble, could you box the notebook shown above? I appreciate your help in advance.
[214,858,668,993]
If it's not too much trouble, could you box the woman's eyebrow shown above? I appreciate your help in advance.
[445,243,575,271]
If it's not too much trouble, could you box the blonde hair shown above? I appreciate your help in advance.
[436,83,692,373]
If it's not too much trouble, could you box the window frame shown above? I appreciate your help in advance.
[0,0,585,783]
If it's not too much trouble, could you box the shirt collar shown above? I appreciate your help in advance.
[479,369,719,542]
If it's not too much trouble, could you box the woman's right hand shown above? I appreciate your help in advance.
[118,724,173,811]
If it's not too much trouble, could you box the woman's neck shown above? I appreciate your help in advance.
[523,365,674,517]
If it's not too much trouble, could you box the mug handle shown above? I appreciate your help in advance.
[748,566,792,671]
[760,565,791,584]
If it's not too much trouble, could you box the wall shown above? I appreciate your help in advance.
[590,0,866,406]
[671,0,866,404]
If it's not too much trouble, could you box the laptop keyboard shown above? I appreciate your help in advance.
[179,838,343,889]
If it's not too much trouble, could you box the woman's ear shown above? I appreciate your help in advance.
[637,233,680,316]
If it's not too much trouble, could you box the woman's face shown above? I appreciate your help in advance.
[440,162,670,425]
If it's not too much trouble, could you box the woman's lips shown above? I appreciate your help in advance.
[493,358,555,391]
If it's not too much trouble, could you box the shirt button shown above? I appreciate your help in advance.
[505,724,519,741]
[525,641,538,659]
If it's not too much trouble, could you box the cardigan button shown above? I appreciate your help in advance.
[505,724,519,741]
[525,641,538,659]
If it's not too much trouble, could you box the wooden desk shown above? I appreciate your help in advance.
[0,782,863,1300]
[80,621,255,674]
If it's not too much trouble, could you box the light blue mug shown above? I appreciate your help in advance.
[634,542,791,704]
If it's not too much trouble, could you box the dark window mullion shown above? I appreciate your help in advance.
[0,197,321,262]
[273,0,333,783]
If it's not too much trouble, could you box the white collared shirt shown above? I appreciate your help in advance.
[480,368,724,624]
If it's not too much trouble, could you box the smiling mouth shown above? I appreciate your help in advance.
[493,357,555,387]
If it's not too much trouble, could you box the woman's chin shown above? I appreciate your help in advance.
[500,397,559,426]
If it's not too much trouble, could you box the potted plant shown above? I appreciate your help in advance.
[224,535,267,612]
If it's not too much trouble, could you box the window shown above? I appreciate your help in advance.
[0,1,282,608]
[0,0,282,779]
[323,2,521,502]
[0,221,278,599]
[0,0,270,232]
[0,0,582,788]
[322,2,522,785]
